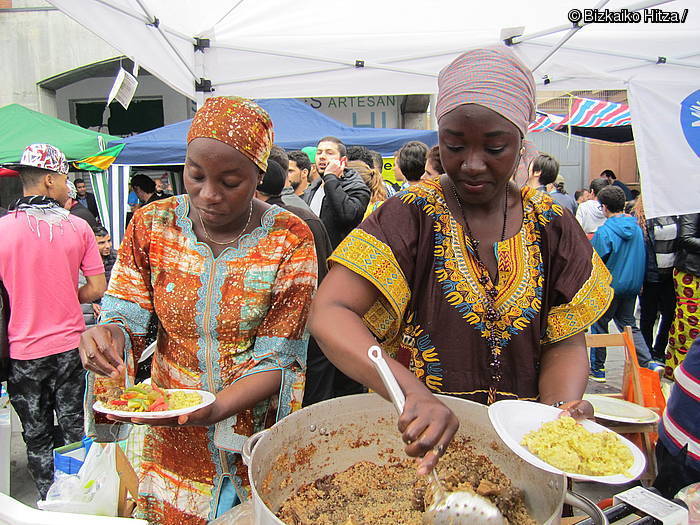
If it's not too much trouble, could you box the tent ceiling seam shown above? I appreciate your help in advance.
[209,0,246,31]
[535,55,700,86]
[213,66,364,88]
[212,63,437,89]
[523,41,700,69]
[214,42,481,67]
[210,44,437,78]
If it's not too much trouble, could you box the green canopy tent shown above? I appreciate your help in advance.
[0,103,120,219]
[0,103,119,164]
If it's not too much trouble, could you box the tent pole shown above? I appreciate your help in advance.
[194,41,206,109]
[530,0,611,71]
[523,40,700,69]
[214,66,348,90]
[211,43,437,78]
[530,28,580,72]
[214,64,437,90]
[93,0,192,43]
[209,0,246,30]
[133,0,198,81]
[534,56,700,87]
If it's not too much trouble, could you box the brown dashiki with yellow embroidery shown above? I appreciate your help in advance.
[330,179,613,404]
[93,195,316,524]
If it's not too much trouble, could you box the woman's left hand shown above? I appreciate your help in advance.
[106,401,219,427]
[557,399,594,420]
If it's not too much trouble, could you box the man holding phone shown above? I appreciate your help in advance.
[304,136,370,248]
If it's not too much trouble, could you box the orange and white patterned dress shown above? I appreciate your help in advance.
[95,195,316,524]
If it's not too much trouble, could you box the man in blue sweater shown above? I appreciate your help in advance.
[589,186,663,381]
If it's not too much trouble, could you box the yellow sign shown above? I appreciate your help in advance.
[382,157,398,184]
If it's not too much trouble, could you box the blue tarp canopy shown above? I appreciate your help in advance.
[108,98,437,164]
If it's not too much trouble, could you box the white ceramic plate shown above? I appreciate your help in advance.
[583,394,660,424]
[487,400,646,484]
[93,389,215,419]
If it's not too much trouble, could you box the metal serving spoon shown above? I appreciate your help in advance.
[368,346,506,525]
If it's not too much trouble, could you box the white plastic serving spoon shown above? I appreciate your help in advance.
[368,346,506,525]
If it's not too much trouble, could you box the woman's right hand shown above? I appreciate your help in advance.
[79,324,126,378]
[398,386,460,475]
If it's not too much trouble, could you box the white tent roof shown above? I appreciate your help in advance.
[48,0,699,100]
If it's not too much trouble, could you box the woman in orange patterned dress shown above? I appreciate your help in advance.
[79,97,316,524]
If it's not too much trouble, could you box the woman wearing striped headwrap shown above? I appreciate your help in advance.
[80,96,317,524]
[310,46,613,475]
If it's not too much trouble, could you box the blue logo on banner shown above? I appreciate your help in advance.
[680,90,700,157]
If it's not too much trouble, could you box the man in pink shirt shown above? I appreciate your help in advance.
[0,144,106,499]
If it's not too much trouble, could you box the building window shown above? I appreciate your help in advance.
[73,98,164,136]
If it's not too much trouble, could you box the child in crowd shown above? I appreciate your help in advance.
[589,186,664,381]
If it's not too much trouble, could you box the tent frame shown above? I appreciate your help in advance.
[80,0,697,98]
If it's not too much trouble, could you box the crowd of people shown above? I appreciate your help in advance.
[0,44,698,524]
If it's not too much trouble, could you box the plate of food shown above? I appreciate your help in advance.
[94,382,215,419]
[488,400,646,484]
[583,394,660,424]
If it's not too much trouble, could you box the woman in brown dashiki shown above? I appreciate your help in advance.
[309,46,613,475]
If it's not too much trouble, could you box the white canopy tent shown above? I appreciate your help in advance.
[47,0,699,100]
[47,0,700,217]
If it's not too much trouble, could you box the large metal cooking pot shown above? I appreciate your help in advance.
[242,393,607,524]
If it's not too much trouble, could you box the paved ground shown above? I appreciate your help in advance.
[4,339,662,519]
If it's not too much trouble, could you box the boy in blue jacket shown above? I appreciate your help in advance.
[590,186,663,381]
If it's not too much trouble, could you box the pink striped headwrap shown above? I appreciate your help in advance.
[436,46,538,182]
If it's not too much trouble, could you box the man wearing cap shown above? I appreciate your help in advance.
[256,160,338,405]
[0,144,107,499]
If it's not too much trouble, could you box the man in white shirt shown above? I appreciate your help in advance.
[576,177,610,235]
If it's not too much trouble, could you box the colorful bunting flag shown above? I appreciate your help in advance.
[557,97,631,128]
[72,144,125,172]
[528,112,564,133]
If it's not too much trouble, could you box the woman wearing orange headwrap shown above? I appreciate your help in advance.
[80,97,317,524]
[310,46,613,475]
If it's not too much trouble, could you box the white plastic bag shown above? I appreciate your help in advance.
[38,443,120,516]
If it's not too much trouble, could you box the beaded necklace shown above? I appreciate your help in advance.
[450,180,509,404]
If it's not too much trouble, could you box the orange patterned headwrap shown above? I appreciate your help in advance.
[187,96,274,172]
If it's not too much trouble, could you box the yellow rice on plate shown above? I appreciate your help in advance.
[169,391,203,410]
[521,416,633,476]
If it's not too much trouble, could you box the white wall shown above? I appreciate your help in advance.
[0,1,119,112]
[0,1,192,127]
[56,75,192,127]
